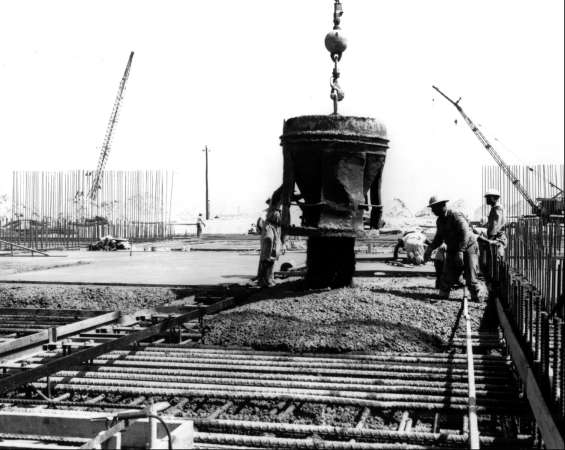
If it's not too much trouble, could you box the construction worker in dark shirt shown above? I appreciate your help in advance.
[475,189,506,280]
[423,196,485,302]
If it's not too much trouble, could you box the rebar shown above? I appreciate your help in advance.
[191,419,533,447]
[561,322,565,418]
[106,349,508,369]
[97,351,509,375]
[552,318,561,406]
[541,312,550,382]
[72,365,511,388]
[194,433,432,450]
[143,344,509,363]
[36,376,516,405]
[2,170,174,250]
[52,370,513,397]
[30,382,524,413]
[87,356,511,380]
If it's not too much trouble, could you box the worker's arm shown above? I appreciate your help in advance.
[424,235,442,262]
[453,213,472,253]
[427,224,444,252]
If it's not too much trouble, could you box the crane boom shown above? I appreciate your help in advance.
[432,85,540,214]
[88,51,134,200]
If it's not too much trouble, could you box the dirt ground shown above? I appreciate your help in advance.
[204,276,493,353]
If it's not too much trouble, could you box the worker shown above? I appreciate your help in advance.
[196,213,206,238]
[476,189,506,280]
[257,208,283,287]
[423,196,485,302]
[393,227,428,265]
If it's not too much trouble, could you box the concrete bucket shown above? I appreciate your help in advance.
[280,115,389,288]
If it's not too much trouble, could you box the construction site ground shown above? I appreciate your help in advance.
[0,237,534,449]
[0,236,483,354]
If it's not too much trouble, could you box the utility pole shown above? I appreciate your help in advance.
[203,146,210,219]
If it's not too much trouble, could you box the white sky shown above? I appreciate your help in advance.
[0,0,563,218]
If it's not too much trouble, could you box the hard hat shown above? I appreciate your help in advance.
[427,196,449,207]
[484,188,501,198]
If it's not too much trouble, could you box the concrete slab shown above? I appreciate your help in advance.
[0,251,307,286]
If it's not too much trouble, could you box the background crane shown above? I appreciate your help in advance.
[88,51,134,200]
[432,85,549,216]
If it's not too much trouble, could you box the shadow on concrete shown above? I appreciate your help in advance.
[355,270,434,278]
[368,286,455,303]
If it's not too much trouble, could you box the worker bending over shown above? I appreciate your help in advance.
[423,196,485,302]
[475,189,506,280]
[393,227,428,265]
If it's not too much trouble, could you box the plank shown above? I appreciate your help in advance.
[495,297,564,449]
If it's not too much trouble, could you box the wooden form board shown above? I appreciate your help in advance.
[495,297,564,449]
[0,409,193,449]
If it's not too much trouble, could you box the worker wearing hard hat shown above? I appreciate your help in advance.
[476,189,507,280]
[423,196,486,302]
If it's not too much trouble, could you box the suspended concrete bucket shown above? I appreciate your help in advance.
[280,114,389,288]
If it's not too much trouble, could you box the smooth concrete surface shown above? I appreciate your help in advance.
[0,251,307,286]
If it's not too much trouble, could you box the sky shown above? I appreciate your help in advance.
[0,0,563,219]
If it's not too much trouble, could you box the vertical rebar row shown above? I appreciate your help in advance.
[534,296,542,366]
[8,169,174,249]
[561,321,565,419]
[540,312,550,387]
[552,318,561,406]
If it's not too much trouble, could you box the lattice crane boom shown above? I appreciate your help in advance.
[432,85,540,214]
[88,51,134,200]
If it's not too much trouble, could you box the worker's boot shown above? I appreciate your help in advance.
[438,289,450,299]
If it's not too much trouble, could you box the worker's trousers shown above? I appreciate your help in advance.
[257,260,275,287]
[478,240,505,282]
[439,241,485,302]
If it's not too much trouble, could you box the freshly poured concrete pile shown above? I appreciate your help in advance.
[0,284,181,312]
[205,277,490,353]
